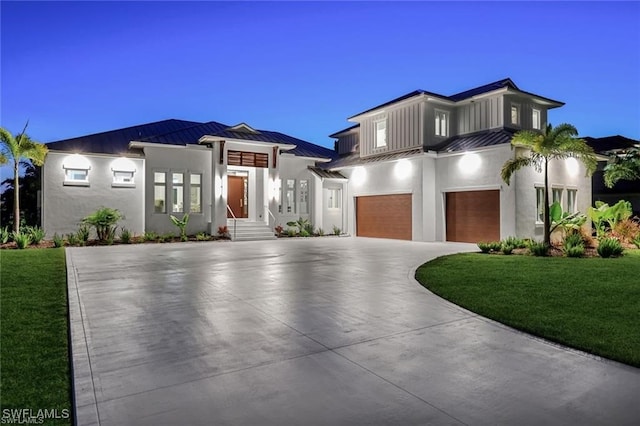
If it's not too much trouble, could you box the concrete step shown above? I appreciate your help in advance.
[226,221,276,241]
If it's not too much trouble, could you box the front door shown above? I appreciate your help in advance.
[227,176,248,218]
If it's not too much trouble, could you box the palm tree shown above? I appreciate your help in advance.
[0,123,48,233]
[603,146,640,188]
[501,123,597,246]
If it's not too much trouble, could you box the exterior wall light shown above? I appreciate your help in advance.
[352,166,366,185]
[458,152,481,174]
[63,153,91,170]
[566,157,579,177]
[394,159,412,179]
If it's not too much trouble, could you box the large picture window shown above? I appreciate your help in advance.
[154,172,166,213]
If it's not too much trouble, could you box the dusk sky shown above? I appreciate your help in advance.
[2,1,639,153]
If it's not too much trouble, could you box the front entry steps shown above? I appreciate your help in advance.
[226,220,276,241]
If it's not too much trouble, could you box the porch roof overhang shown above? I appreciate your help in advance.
[198,135,296,151]
[308,166,347,180]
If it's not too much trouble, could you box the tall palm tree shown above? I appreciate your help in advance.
[0,123,48,233]
[501,123,597,246]
[603,146,640,188]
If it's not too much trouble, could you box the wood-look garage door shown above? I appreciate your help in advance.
[446,190,500,243]
[356,194,412,240]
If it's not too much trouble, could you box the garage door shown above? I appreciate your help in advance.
[446,190,500,243]
[356,194,412,240]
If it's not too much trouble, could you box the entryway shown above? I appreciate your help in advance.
[227,175,248,218]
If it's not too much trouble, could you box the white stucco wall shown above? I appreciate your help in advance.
[42,151,145,237]
[278,155,318,228]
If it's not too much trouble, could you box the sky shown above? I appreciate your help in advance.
[1,0,639,155]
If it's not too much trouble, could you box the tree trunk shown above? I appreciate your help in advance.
[543,157,550,246]
[13,161,20,234]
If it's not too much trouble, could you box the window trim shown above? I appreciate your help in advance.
[535,186,545,225]
[566,188,578,214]
[551,187,563,207]
[434,109,449,137]
[171,171,185,214]
[327,188,341,210]
[374,118,387,148]
[112,170,135,188]
[189,172,203,214]
[63,168,90,186]
[153,171,168,214]
[511,103,520,126]
[532,108,541,130]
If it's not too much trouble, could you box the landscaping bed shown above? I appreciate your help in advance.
[415,250,640,367]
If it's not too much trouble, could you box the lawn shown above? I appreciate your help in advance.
[0,248,72,425]
[416,250,640,367]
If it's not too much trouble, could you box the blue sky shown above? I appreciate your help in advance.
[2,1,639,151]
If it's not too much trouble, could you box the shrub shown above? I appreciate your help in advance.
[287,218,312,235]
[316,227,325,236]
[217,226,230,239]
[77,224,91,243]
[588,200,633,238]
[634,235,640,249]
[287,228,296,237]
[143,231,158,242]
[501,244,514,255]
[1,226,10,244]
[566,245,585,258]
[12,231,31,249]
[274,225,284,236]
[332,225,341,236]
[196,232,210,241]
[528,241,549,257]
[160,233,174,243]
[477,242,492,253]
[52,233,64,248]
[25,226,45,245]
[611,218,640,245]
[300,229,310,237]
[169,213,189,242]
[66,233,79,246]
[488,241,502,252]
[563,232,584,249]
[83,207,122,242]
[503,236,527,249]
[597,238,624,258]
[120,227,132,244]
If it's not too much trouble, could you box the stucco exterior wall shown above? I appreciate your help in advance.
[278,154,318,227]
[142,144,212,235]
[42,151,145,237]
[435,145,517,241]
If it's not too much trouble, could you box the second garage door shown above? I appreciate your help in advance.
[446,190,500,243]
[356,194,412,240]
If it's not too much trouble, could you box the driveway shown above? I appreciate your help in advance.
[67,238,640,425]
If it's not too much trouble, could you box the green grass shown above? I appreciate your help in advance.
[1,248,71,425]
[416,250,640,367]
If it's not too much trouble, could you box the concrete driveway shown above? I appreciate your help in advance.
[67,237,640,426]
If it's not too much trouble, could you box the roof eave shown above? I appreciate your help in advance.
[198,135,296,151]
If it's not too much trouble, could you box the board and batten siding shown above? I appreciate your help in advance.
[336,132,359,155]
[503,95,548,131]
[359,100,423,157]
[457,95,503,135]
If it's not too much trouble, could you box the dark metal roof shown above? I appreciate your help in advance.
[448,78,518,101]
[326,148,424,170]
[46,119,204,155]
[308,166,346,180]
[434,128,518,153]
[348,90,450,120]
[46,119,336,160]
[328,124,360,138]
[583,135,639,155]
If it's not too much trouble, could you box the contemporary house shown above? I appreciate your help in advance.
[42,78,592,243]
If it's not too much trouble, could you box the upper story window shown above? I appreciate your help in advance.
[532,108,541,130]
[435,110,448,137]
[375,119,387,148]
[511,103,520,126]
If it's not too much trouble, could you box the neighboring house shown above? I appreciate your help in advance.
[42,78,592,243]
[584,135,640,216]
[323,78,592,242]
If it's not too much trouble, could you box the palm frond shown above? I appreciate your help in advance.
[604,148,640,188]
[501,155,538,185]
[510,130,540,150]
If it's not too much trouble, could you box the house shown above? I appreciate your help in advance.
[323,78,592,242]
[584,135,640,216]
[41,78,592,243]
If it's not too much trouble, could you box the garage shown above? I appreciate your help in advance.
[446,190,500,243]
[356,194,412,240]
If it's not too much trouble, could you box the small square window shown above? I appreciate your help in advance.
[375,120,387,148]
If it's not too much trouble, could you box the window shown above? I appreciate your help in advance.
[435,110,448,137]
[511,104,520,125]
[172,173,184,213]
[567,189,577,213]
[328,188,341,209]
[113,171,134,185]
[535,187,545,223]
[299,180,309,214]
[285,179,296,213]
[65,169,88,183]
[532,108,541,130]
[190,174,202,213]
[154,172,166,213]
[375,119,387,148]
[552,188,563,206]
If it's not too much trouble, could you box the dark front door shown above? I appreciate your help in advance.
[227,176,248,218]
